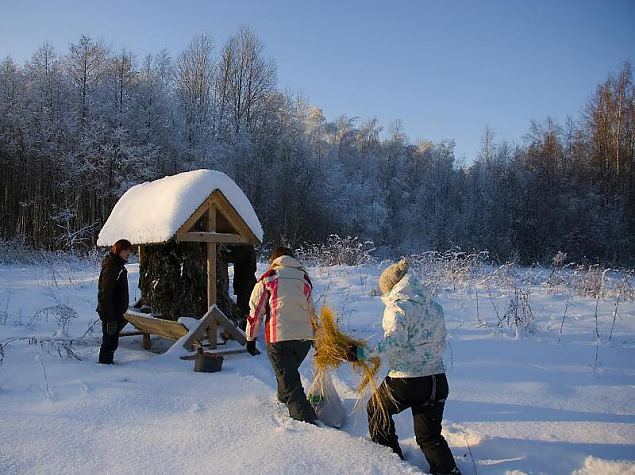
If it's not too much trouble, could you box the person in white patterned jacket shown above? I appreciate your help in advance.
[347,258,460,475]
[245,246,318,424]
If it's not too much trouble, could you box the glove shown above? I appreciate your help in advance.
[246,339,259,356]
[345,344,367,362]
[356,346,368,361]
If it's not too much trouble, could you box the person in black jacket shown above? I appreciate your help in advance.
[227,244,257,329]
[97,239,132,364]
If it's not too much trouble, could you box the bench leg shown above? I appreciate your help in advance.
[208,319,217,350]
[143,333,151,350]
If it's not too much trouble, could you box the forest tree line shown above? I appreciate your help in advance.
[0,28,633,264]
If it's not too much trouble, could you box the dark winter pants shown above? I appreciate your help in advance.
[98,314,128,364]
[368,373,456,474]
[235,287,251,330]
[267,340,317,424]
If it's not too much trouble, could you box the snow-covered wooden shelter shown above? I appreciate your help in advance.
[97,169,263,354]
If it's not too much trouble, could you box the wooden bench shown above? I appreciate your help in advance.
[124,309,189,350]
[123,305,247,355]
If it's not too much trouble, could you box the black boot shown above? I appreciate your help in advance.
[98,348,114,364]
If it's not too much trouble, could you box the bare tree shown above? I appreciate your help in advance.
[177,34,216,150]
[66,35,108,124]
[215,26,277,136]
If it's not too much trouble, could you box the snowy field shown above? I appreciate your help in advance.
[0,258,634,474]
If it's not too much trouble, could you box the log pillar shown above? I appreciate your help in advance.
[207,207,217,349]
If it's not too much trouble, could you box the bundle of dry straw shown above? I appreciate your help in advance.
[314,306,396,427]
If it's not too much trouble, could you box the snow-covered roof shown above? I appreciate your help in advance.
[97,169,263,246]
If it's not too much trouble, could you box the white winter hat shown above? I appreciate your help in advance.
[379,258,409,295]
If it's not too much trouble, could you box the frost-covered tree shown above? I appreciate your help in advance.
[0,33,632,265]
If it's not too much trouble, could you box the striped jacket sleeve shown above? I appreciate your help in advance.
[303,273,318,333]
[245,278,269,341]
[307,289,318,333]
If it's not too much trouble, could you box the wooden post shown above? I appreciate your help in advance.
[137,244,143,303]
[207,206,217,350]
[142,332,151,350]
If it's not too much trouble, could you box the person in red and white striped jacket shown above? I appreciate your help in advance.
[245,246,318,424]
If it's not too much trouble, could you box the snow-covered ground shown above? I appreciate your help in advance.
[1,259,634,474]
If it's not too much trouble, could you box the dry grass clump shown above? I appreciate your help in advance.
[314,306,396,428]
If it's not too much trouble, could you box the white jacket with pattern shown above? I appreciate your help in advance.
[373,273,447,378]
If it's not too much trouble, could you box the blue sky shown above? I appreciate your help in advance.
[1,0,633,161]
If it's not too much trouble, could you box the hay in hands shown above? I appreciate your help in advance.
[314,306,396,429]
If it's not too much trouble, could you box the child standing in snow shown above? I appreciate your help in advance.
[245,246,318,424]
[348,258,459,475]
[96,239,132,364]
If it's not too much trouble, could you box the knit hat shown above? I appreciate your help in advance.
[378,258,409,295]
